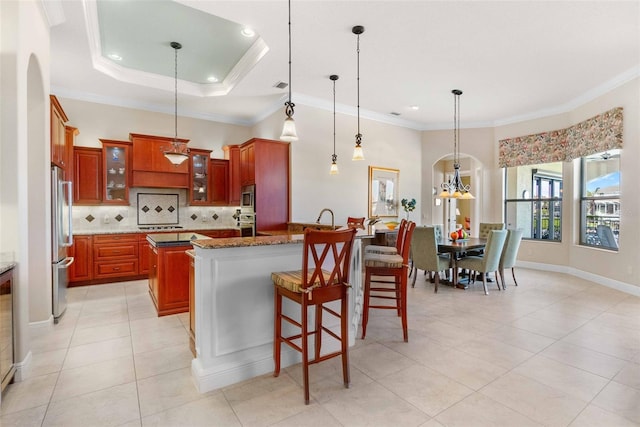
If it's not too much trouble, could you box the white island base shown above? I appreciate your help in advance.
[191,237,362,393]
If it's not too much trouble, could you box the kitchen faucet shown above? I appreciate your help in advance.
[316,208,335,228]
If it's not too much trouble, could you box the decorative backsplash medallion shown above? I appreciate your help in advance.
[137,193,179,226]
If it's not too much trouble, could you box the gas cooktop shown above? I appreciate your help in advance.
[138,225,184,230]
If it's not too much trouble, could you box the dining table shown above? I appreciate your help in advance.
[437,237,487,289]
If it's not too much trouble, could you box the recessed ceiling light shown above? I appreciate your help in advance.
[108,53,122,61]
[410,105,419,110]
[207,76,219,83]
[241,27,255,37]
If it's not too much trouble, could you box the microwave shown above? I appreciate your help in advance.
[240,185,254,209]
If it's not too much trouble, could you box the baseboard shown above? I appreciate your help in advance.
[29,315,53,328]
[12,351,32,382]
[517,261,640,297]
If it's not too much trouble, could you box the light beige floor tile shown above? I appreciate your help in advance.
[562,324,640,361]
[131,325,189,354]
[513,355,609,402]
[482,325,556,353]
[224,373,311,426]
[591,311,640,332]
[378,364,474,416]
[510,314,584,339]
[480,372,588,427]
[63,336,132,370]
[592,380,640,424]
[271,404,342,427]
[613,361,640,390]
[70,321,131,347]
[540,340,628,379]
[435,393,542,427]
[29,327,74,354]
[133,343,193,379]
[52,356,135,401]
[0,373,58,416]
[141,393,240,427]
[424,346,508,390]
[322,381,429,426]
[75,307,130,330]
[382,331,453,363]
[349,342,416,380]
[27,348,67,378]
[0,404,47,426]
[419,419,445,427]
[454,336,534,370]
[407,319,479,348]
[44,382,140,427]
[569,404,639,427]
[129,314,182,332]
[137,367,204,417]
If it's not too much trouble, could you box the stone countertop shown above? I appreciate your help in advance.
[74,225,241,235]
[0,262,16,275]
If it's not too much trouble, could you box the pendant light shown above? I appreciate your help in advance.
[439,89,474,199]
[280,0,298,141]
[329,74,339,175]
[352,25,365,161]
[164,41,189,166]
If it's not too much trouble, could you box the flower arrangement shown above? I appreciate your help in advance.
[401,198,416,219]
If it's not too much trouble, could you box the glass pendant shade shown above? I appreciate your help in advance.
[330,161,339,175]
[352,144,364,161]
[164,150,189,165]
[280,116,298,141]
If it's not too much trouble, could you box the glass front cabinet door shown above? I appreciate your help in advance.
[100,140,131,205]
[189,149,212,205]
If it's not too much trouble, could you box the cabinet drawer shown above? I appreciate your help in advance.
[94,260,138,279]
[93,243,138,260]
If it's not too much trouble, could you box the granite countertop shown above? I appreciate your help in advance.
[0,262,17,275]
[74,225,240,235]
[192,234,305,249]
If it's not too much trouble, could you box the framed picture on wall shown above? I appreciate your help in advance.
[368,166,399,217]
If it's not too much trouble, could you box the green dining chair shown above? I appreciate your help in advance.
[499,229,523,289]
[456,229,507,295]
[410,226,450,292]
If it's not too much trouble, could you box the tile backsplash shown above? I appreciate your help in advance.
[72,188,240,232]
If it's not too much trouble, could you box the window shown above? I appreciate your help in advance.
[504,162,563,242]
[580,150,620,250]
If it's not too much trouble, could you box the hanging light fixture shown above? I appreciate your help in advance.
[280,0,298,141]
[439,89,475,199]
[164,41,189,166]
[329,74,339,175]
[352,25,365,161]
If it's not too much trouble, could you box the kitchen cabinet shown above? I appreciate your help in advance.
[189,149,212,205]
[73,147,102,205]
[240,138,291,231]
[101,140,131,205]
[65,126,79,181]
[200,229,239,238]
[50,95,69,170]
[0,267,15,392]
[130,133,190,188]
[223,145,241,205]
[210,159,229,206]
[138,236,151,275]
[93,234,139,280]
[69,235,93,283]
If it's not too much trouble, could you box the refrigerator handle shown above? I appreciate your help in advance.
[63,180,73,247]
[61,257,75,268]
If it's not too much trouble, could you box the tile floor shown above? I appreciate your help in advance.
[1,268,639,426]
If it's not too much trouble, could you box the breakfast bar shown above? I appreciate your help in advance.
[189,232,365,393]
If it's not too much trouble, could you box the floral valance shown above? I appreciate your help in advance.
[498,107,623,168]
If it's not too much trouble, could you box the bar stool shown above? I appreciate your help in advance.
[361,221,416,342]
[347,216,366,229]
[271,228,357,404]
[364,218,407,255]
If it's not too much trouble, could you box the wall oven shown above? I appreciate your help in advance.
[240,185,255,210]
[239,213,256,237]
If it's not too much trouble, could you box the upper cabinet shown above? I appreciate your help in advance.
[239,143,255,186]
[73,146,102,205]
[224,145,241,205]
[130,133,190,188]
[50,95,69,171]
[101,140,131,205]
[210,159,229,206]
[189,149,212,205]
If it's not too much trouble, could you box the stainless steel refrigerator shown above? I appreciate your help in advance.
[51,166,74,323]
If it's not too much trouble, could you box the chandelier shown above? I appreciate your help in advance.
[280,0,299,141]
[164,41,190,166]
[329,74,339,175]
[439,89,474,199]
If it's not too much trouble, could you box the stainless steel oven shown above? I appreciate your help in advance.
[239,212,256,237]
[240,185,255,210]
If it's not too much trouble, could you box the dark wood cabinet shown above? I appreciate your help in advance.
[73,147,102,205]
[210,159,229,206]
[189,149,212,205]
[138,237,151,275]
[148,243,191,316]
[69,235,93,283]
[92,234,139,280]
[199,229,239,238]
[130,133,190,188]
[240,138,290,231]
[50,95,69,170]
[101,140,131,205]
[223,145,241,205]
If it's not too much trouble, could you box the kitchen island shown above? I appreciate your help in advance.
[189,231,367,393]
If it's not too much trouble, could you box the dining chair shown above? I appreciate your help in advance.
[347,216,366,230]
[465,222,505,279]
[364,218,407,255]
[362,221,416,342]
[456,229,507,295]
[410,226,450,292]
[498,229,523,289]
[271,228,357,404]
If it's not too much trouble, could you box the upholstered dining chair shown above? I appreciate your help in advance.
[466,222,505,279]
[364,218,407,256]
[362,221,416,342]
[498,229,523,289]
[347,216,366,230]
[271,228,357,404]
[410,226,450,292]
[456,229,507,295]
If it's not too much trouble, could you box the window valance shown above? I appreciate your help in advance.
[498,107,623,168]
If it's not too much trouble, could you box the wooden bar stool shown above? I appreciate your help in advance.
[361,221,416,342]
[272,228,357,404]
[364,218,407,255]
[347,216,366,229]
